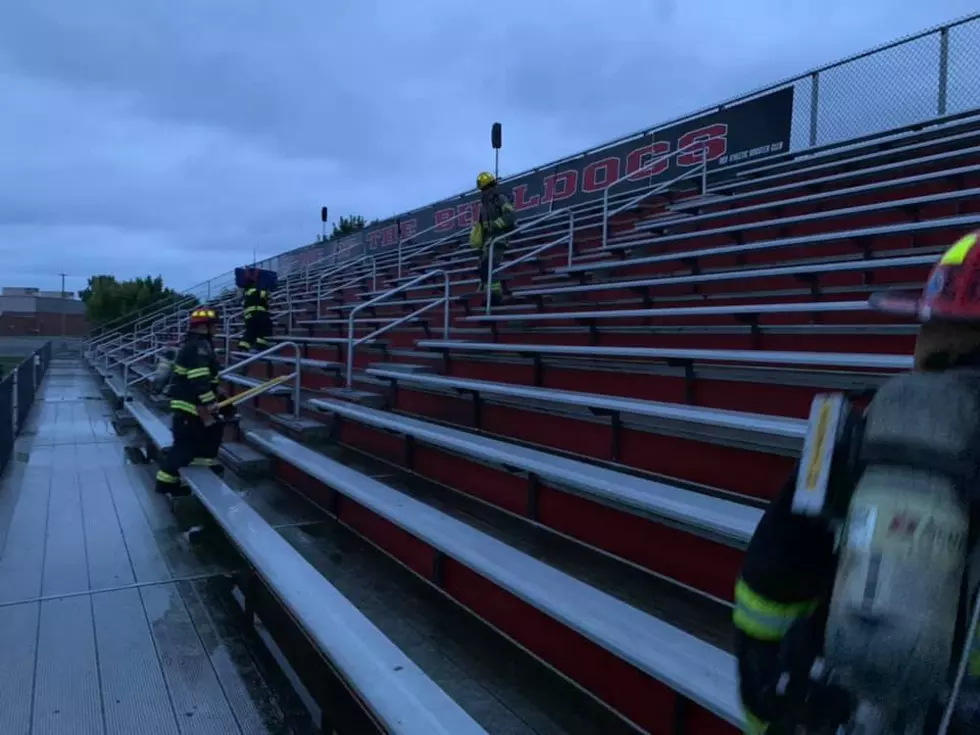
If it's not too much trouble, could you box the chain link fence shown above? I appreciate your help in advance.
[0,342,52,477]
[777,13,980,151]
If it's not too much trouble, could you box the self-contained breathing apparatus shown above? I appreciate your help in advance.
[788,369,980,734]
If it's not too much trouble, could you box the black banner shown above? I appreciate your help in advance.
[281,86,794,271]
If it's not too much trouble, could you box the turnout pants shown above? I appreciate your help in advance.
[239,311,271,351]
[154,413,223,494]
[477,241,507,299]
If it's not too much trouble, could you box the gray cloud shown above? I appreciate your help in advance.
[0,1,976,293]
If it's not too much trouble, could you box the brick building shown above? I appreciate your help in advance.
[0,287,88,336]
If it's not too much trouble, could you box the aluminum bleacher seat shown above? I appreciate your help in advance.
[633,161,980,236]
[117,390,489,735]
[248,425,746,731]
[712,124,980,195]
[573,187,980,269]
[511,253,938,301]
[414,338,912,372]
[183,467,490,735]
[307,396,759,564]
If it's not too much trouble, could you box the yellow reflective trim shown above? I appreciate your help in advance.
[170,400,198,415]
[199,391,216,403]
[742,706,768,734]
[970,649,980,679]
[156,470,179,483]
[186,367,211,379]
[190,458,216,466]
[733,579,817,641]
[172,365,188,375]
[940,232,978,266]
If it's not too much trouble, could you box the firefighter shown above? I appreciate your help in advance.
[238,268,271,352]
[470,171,516,304]
[734,231,980,733]
[154,307,223,495]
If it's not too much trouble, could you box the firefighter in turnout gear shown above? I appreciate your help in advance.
[735,231,980,734]
[154,307,225,495]
[238,268,271,351]
[469,171,516,305]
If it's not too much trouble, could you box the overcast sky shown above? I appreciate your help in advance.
[0,1,977,294]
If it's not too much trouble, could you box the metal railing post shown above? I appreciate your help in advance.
[601,189,610,249]
[224,311,231,367]
[397,236,403,280]
[345,270,447,387]
[484,237,497,315]
[293,345,301,419]
[937,26,950,117]
[701,150,708,195]
[442,270,450,339]
[217,341,302,415]
[809,71,820,147]
[567,210,575,268]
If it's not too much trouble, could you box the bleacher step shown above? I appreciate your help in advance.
[112,408,137,431]
[268,412,332,441]
[666,193,729,212]
[367,362,432,375]
[218,441,272,478]
[321,387,387,409]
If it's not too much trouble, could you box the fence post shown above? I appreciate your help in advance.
[808,71,820,147]
[937,26,950,117]
[11,368,17,436]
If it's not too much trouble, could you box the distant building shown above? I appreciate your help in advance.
[0,287,87,336]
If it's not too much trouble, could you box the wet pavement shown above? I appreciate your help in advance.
[0,360,315,735]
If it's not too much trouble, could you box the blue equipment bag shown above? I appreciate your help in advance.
[235,267,278,291]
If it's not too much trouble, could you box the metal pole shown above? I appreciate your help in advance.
[601,189,610,249]
[701,151,708,195]
[397,236,403,280]
[442,271,450,339]
[484,238,496,315]
[345,310,356,388]
[937,26,950,117]
[292,347,301,419]
[59,272,66,338]
[224,311,231,367]
[567,211,575,268]
[371,258,377,291]
[808,71,820,147]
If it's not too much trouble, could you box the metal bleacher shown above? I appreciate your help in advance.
[71,27,980,733]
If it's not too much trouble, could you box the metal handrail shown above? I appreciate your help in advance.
[316,256,377,311]
[219,341,302,419]
[122,344,173,398]
[317,273,374,315]
[86,292,196,344]
[600,139,708,248]
[396,208,469,279]
[484,211,576,315]
[345,270,450,387]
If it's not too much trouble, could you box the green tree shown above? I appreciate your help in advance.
[79,274,193,327]
[329,214,366,239]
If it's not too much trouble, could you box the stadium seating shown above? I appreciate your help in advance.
[86,105,980,734]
